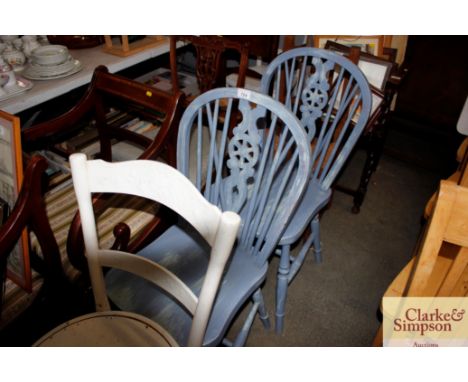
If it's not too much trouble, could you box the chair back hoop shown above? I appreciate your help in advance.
[69,153,241,346]
[177,87,312,265]
[260,47,372,190]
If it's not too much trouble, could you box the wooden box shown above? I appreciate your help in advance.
[103,35,167,57]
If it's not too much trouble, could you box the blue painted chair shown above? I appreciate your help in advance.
[105,87,312,346]
[260,47,372,333]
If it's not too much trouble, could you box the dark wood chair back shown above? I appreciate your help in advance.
[20,66,184,274]
[23,65,184,165]
[0,156,63,320]
[169,35,249,97]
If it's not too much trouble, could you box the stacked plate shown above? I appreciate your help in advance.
[23,45,82,80]
[0,76,34,101]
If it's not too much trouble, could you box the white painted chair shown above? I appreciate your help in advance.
[34,153,240,346]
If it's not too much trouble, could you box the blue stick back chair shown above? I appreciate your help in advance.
[105,87,312,346]
[260,47,372,333]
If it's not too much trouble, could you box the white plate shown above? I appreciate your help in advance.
[22,60,82,80]
[0,76,34,101]
[26,56,76,76]
[29,55,75,73]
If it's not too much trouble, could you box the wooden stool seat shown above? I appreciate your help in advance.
[34,311,177,346]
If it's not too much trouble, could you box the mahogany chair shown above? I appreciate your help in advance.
[373,180,468,346]
[0,156,64,330]
[21,66,184,278]
[23,65,183,165]
[169,35,249,104]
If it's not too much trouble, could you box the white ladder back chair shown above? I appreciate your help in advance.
[35,153,240,347]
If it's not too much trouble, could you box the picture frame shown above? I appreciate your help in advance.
[323,43,387,128]
[314,35,385,58]
[366,88,386,130]
[333,83,385,128]
[324,40,394,92]
[0,110,31,292]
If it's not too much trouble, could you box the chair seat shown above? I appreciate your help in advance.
[279,179,331,245]
[33,310,177,346]
[111,126,161,162]
[106,224,268,346]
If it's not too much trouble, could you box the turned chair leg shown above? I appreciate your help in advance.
[253,289,270,330]
[276,244,291,334]
[311,215,322,263]
[230,288,270,346]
